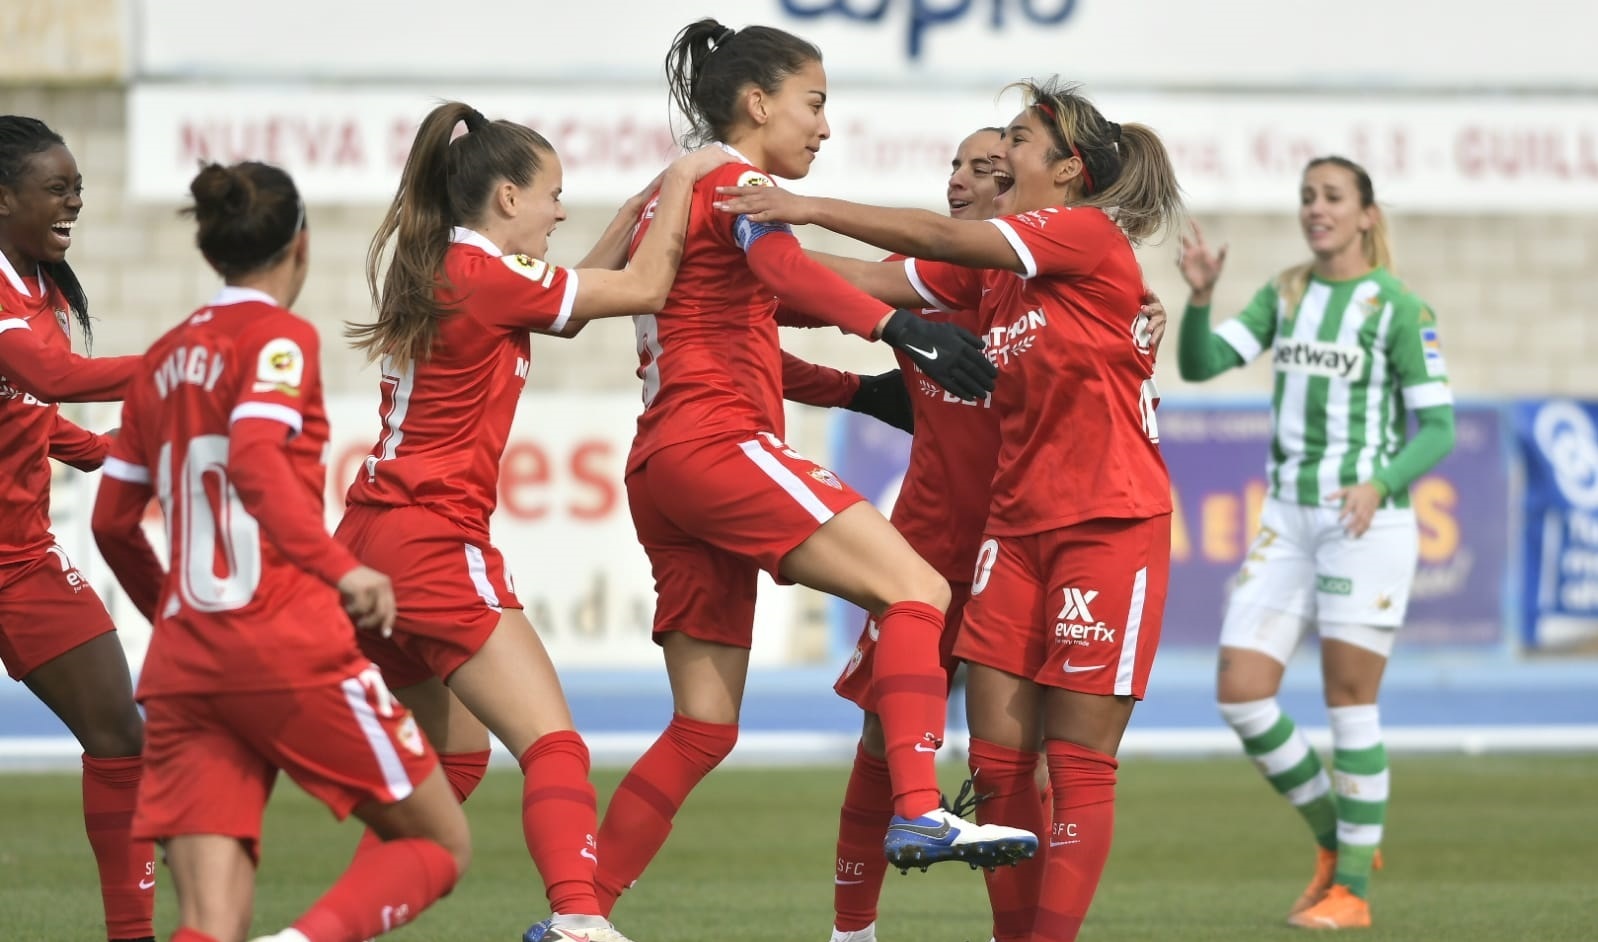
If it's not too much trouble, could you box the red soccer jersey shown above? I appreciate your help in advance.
[890,305,1001,582]
[907,206,1169,537]
[105,287,364,696]
[344,229,577,541]
[628,159,787,471]
[0,266,87,565]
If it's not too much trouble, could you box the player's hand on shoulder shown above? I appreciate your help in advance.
[671,146,738,182]
[337,565,397,638]
[712,183,812,225]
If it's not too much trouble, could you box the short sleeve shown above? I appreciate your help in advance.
[230,315,321,436]
[103,375,153,486]
[1388,298,1454,410]
[987,207,1114,280]
[1213,282,1281,364]
[906,257,983,312]
[468,253,580,334]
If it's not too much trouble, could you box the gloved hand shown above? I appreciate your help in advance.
[845,370,914,434]
[879,309,996,402]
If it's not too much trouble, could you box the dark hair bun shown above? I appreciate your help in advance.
[189,163,256,217]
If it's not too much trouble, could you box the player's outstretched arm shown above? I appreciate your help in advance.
[0,323,139,402]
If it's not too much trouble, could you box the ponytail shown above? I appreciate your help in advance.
[351,102,554,368]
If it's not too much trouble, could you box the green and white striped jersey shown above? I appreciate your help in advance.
[1214,267,1453,508]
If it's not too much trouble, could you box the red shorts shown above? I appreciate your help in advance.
[335,504,520,689]
[134,662,436,860]
[955,515,1170,699]
[628,433,865,648]
[0,545,117,681]
[835,582,970,711]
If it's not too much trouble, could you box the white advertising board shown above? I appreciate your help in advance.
[130,85,1598,212]
[132,0,1598,89]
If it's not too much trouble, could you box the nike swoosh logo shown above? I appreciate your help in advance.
[913,742,938,753]
[580,848,598,863]
[138,878,156,890]
[834,878,865,885]
[889,817,953,840]
[903,343,939,361]
[1060,661,1105,673]
[1049,840,1081,847]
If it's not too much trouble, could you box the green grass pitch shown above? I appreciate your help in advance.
[2,755,1595,941]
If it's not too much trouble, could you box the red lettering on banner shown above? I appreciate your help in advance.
[1456,127,1598,180]
[569,441,616,520]
[537,115,677,172]
[179,117,366,169]
[501,441,553,520]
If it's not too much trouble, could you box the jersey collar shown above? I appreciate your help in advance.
[208,285,281,308]
[717,141,757,167]
[0,249,39,296]
[450,226,503,256]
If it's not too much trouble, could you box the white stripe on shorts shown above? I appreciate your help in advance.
[463,544,502,612]
[1114,567,1148,696]
[737,438,835,525]
[339,676,414,802]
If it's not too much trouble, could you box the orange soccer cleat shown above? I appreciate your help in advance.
[1288,847,1338,918]
[1287,884,1372,930]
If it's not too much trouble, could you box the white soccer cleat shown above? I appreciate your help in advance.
[884,807,1038,872]
[829,922,877,942]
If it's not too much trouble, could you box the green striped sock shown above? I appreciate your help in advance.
[1227,702,1337,851]
[1330,705,1388,899]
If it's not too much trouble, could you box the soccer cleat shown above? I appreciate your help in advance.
[883,807,1037,872]
[1287,884,1371,930]
[535,919,639,942]
[829,923,877,942]
[1288,847,1338,917]
[249,932,310,942]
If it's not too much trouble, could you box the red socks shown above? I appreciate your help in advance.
[1031,740,1118,942]
[518,731,602,917]
[872,601,948,818]
[593,714,738,914]
[968,739,1048,942]
[292,837,459,941]
[832,742,894,932]
[82,754,155,941]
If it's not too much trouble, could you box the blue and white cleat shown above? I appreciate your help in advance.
[524,918,638,942]
[522,919,554,942]
[883,807,1037,873]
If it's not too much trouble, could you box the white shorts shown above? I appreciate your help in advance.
[1219,497,1419,661]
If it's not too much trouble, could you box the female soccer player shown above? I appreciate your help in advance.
[0,114,155,942]
[716,77,1184,942]
[1176,156,1456,930]
[92,160,470,942]
[337,101,732,942]
[584,19,1031,921]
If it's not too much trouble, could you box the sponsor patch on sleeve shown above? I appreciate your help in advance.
[503,253,556,288]
[733,214,791,252]
[1420,326,1447,377]
[736,170,774,188]
[254,337,304,395]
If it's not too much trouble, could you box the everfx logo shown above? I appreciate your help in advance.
[1056,587,1099,622]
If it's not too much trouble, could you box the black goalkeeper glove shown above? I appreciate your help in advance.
[845,370,914,434]
[879,309,996,402]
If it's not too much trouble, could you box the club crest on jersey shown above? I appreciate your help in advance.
[254,337,304,396]
[54,308,70,335]
[395,714,426,757]
[504,253,555,288]
[736,170,774,188]
[809,467,843,490]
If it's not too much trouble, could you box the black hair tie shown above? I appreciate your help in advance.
[464,108,489,132]
[1107,121,1122,143]
[712,26,736,47]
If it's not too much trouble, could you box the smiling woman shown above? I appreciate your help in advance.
[0,114,154,942]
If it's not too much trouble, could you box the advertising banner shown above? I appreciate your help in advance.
[129,86,1598,213]
[828,404,1511,656]
[1514,399,1598,651]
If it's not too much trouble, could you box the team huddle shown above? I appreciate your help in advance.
[0,13,1454,942]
